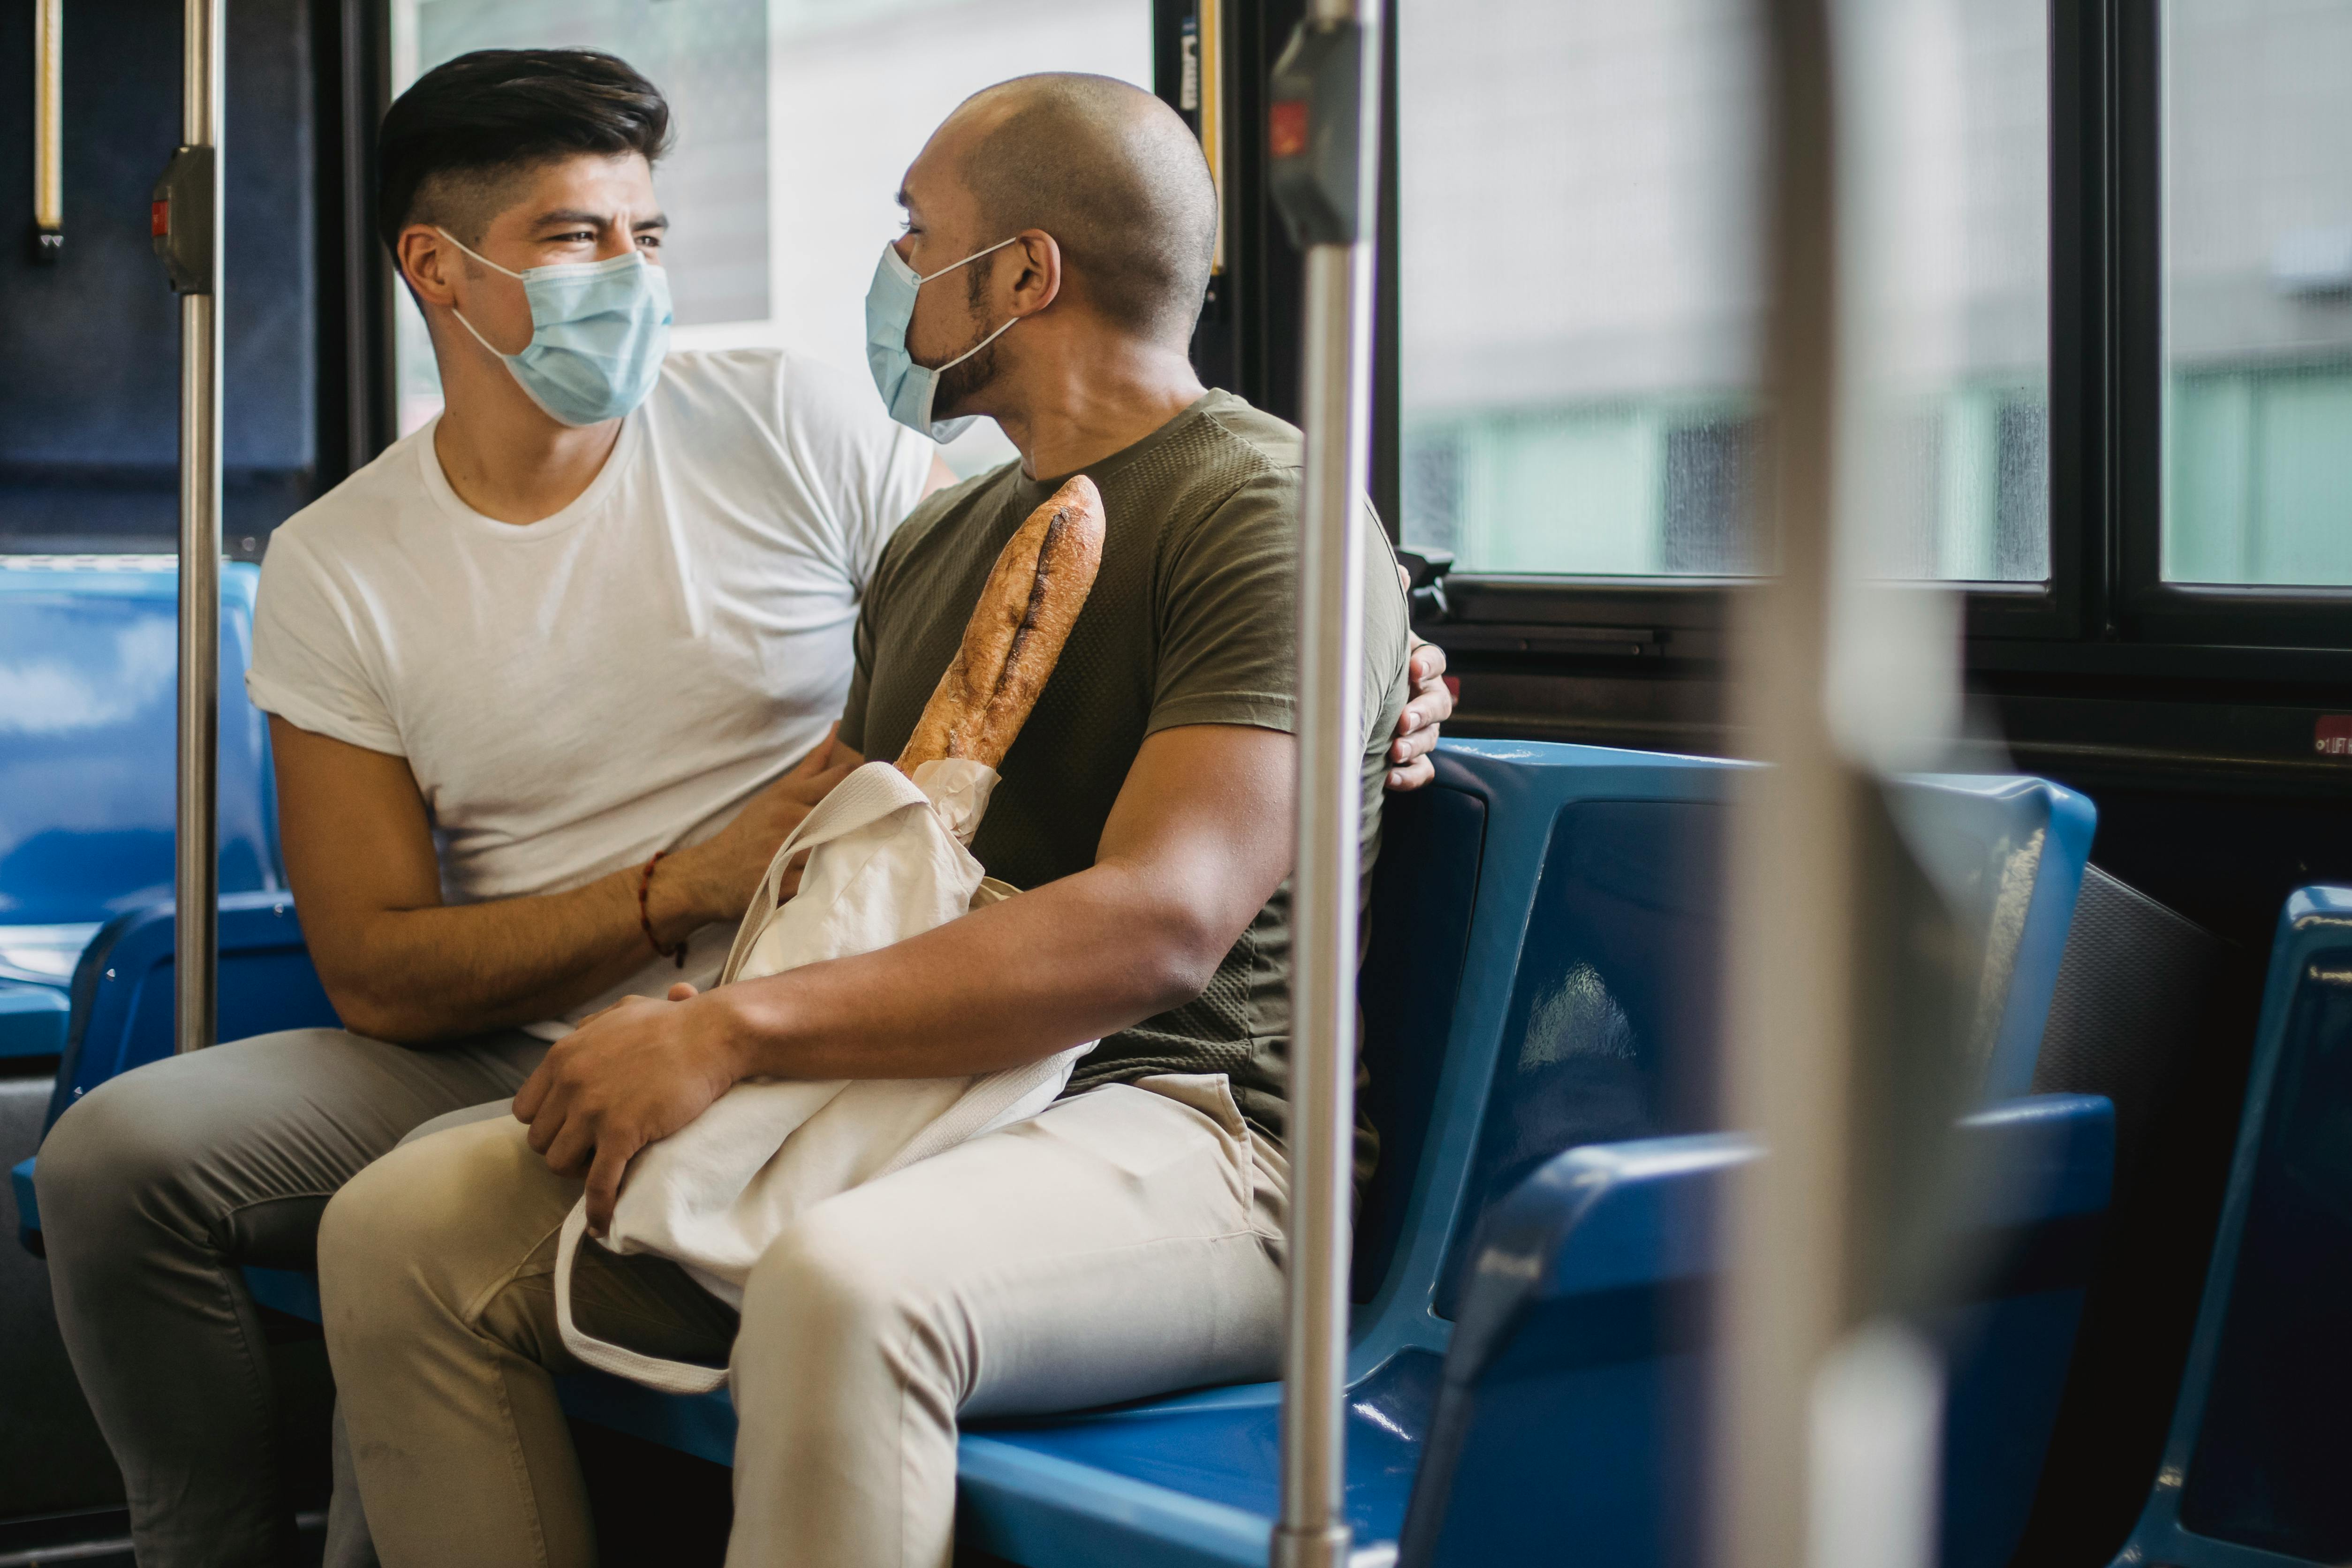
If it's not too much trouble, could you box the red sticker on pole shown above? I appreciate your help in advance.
[151,199,170,238]
[2317,716,2352,757]
[1269,99,1310,160]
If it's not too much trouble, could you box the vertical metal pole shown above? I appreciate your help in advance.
[1715,0,1963,1565]
[176,0,223,1053]
[1718,0,1845,1561]
[1199,0,1226,278]
[33,0,64,256]
[1274,4,1380,1566]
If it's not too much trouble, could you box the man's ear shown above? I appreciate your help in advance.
[398,225,462,309]
[1006,229,1062,319]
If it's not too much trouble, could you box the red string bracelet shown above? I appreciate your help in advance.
[636,851,688,969]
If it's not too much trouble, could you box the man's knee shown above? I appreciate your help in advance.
[320,1127,483,1304]
[36,1030,363,1243]
[317,1117,557,1348]
[38,1062,214,1244]
[741,1203,941,1371]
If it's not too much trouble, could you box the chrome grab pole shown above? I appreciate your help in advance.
[1265,5,1381,1566]
[33,0,63,258]
[173,0,225,1052]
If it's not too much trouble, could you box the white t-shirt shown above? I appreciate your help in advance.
[246,348,935,1036]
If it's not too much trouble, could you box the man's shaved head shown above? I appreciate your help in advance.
[949,74,1217,346]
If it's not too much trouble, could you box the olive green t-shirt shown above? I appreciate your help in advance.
[838,389,1410,1155]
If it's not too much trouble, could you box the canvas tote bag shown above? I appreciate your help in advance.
[552,757,1093,1392]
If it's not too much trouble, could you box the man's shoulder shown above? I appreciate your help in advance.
[266,427,434,560]
[1193,391,1304,477]
[1147,394,1303,540]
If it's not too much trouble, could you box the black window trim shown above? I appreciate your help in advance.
[1172,0,2352,678]
[2112,0,2352,651]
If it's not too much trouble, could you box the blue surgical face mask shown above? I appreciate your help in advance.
[439,229,673,427]
[865,236,1021,442]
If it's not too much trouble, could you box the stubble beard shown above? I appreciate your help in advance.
[930,268,1001,422]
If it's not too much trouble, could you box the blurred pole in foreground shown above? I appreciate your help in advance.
[1714,1,1956,1566]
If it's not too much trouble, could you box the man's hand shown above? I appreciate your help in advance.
[661,726,860,927]
[1387,565,1455,791]
[513,983,741,1235]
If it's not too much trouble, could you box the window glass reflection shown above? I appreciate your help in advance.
[1396,0,2051,583]
[2164,0,2352,587]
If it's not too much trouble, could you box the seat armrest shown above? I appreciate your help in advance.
[1401,1097,2116,1568]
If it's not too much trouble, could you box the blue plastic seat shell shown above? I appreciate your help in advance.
[1401,1096,2116,1568]
[2109,886,2352,1568]
[0,562,281,931]
[0,983,70,1058]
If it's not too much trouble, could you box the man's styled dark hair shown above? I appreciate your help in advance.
[376,48,673,259]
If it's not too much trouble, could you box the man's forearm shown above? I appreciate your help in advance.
[326,849,724,1043]
[709,859,1222,1082]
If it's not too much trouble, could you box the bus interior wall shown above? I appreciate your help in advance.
[0,0,332,560]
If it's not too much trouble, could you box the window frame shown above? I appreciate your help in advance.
[2112,0,2352,651]
[1165,0,2352,681]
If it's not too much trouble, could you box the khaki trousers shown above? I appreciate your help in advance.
[318,1073,1289,1568]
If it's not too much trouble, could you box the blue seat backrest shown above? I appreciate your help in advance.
[0,559,280,984]
[1429,769,2093,1315]
[2116,886,2352,1568]
[1431,798,1727,1313]
[45,893,338,1132]
[1353,784,1487,1302]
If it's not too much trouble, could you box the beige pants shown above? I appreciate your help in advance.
[317,1074,1289,1568]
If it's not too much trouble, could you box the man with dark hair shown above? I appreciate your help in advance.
[318,73,1412,1567]
[33,45,948,1567]
[37,50,1452,1568]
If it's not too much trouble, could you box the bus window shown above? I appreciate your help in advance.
[2163,0,2352,588]
[1397,0,2050,585]
[386,0,1150,477]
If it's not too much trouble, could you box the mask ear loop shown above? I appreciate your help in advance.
[446,305,517,364]
[433,226,528,362]
[913,234,1031,379]
[435,226,527,280]
[933,312,1019,376]
[915,233,1021,286]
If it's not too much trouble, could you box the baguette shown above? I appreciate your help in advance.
[896,474,1106,776]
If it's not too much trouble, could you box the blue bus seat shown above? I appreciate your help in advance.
[1396,1093,2115,1568]
[0,983,70,1060]
[953,749,2091,1565]
[45,894,338,1132]
[2109,886,2352,1568]
[0,558,281,1018]
[12,894,337,1251]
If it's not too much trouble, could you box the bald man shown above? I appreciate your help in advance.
[318,74,1411,1567]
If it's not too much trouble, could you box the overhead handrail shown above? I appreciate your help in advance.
[33,0,62,258]
[1266,4,1382,1565]
[154,0,226,1052]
